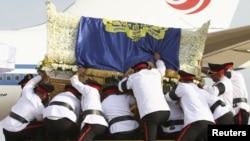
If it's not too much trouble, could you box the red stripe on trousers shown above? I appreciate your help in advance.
[143,121,148,141]
[176,124,191,141]
[24,123,44,130]
[238,110,243,125]
[78,124,91,141]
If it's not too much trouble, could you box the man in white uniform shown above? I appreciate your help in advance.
[160,99,184,140]
[118,52,170,141]
[223,62,250,125]
[205,63,234,116]
[101,83,140,140]
[165,70,215,141]
[70,68,108,141]
[199,85,234,125]
[43,84,81,140]
[1,71,54,141]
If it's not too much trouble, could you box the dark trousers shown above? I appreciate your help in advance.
[111,128,140,140]
[44,117,80,140]
[159,130,182,140]
[234,109,250,125]
[176,120,214,141]
[3,121,46,141]
[215,111,234,124]
[142,110,170,141]
[78,124,107,141]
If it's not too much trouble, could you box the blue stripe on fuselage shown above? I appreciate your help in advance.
[0,64,38,85]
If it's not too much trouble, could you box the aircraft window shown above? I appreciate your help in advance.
[15,75,20,81]
[0,74,2,81]
[6,74,11,81]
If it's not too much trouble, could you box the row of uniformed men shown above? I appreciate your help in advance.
[1,53,249,141]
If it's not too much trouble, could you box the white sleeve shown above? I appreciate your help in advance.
[22,75,42,97]
[164,92,172,101]
[34,100,45,121]
[165,91,179,102]
[156,60,166,77]
[24,75,42,89]
[118,77,129,92]
[128,95,136,105]
[70,75,87,96]
[204,85,220,97]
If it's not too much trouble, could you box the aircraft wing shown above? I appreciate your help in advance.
[202,25,250,68]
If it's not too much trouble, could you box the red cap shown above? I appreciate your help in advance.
[37,86,49,93]
[223,62,234,70]
[178,70,195,81]
[208,63,225,74]
[132,62,148,72]
[65,85,81,96]
[86,79,101,90]
[36,83,54,95]
[102,86,119,96]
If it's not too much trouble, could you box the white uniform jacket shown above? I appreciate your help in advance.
[70,75,108,128]
[161,100,184,133]
[118,60,170,118]
[1,75,45,132]
[200,89,232,120]
[102,94,139,134]
[166,82,215,127]
[43,91,81,124]
[230,70,250,113]
[205,76,234,114]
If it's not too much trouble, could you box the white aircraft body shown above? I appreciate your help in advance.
[1,0,250,140]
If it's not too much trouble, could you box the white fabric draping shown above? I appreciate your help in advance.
[0,42,16,73]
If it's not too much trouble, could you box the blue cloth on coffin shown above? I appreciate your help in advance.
[75,16,181,73]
